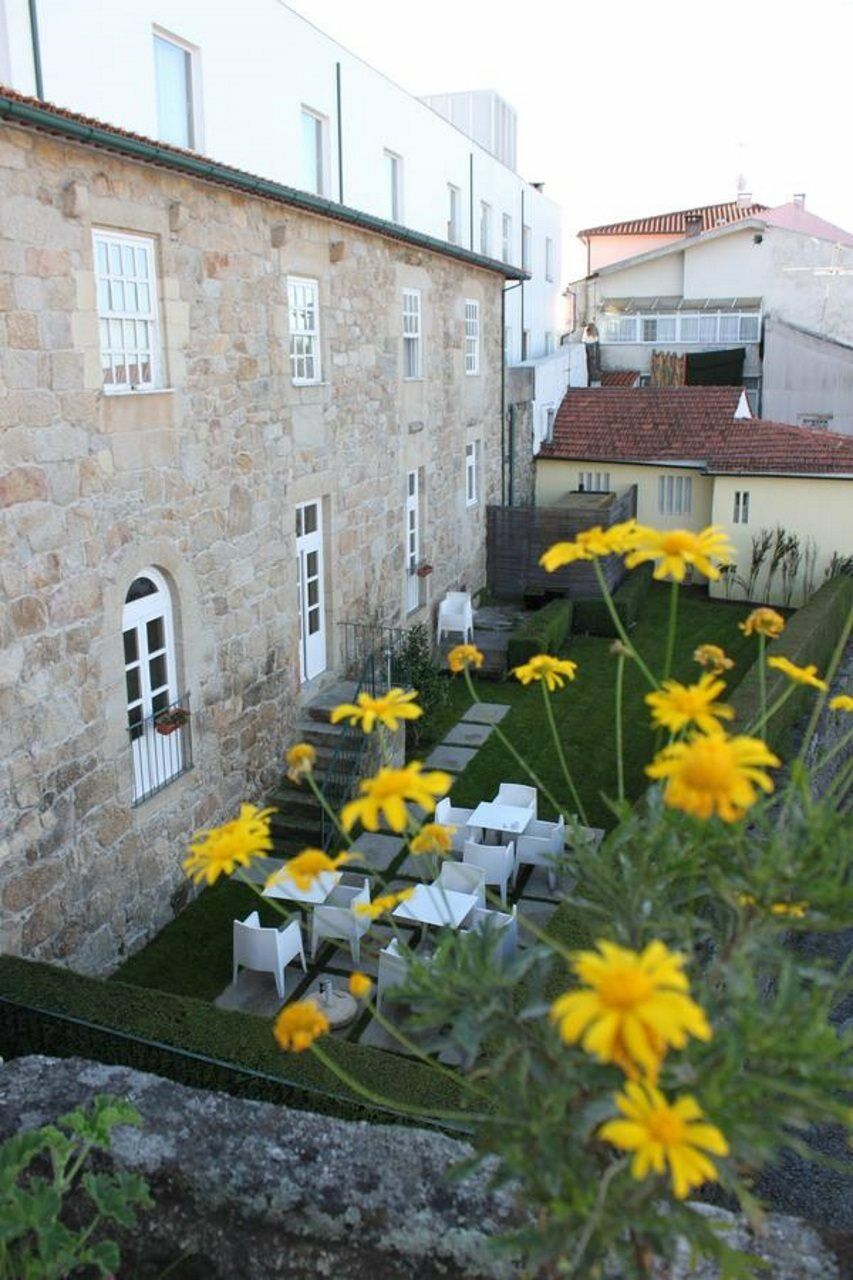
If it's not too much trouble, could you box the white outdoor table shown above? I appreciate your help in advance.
[468,801,533,841]
[262,870,342,906]
[392,884,478,930]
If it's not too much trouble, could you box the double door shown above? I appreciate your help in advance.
[296,501,326,682]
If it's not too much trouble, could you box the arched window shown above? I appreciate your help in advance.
[122,569,189,803]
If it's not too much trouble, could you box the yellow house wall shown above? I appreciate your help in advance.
[536,460,713,530]
[709,475,853,604]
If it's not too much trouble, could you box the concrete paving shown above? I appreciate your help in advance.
[461,702,510,725]
[424,744,480,772]
[443,721,493,748]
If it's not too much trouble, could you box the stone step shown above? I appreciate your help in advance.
[304,681,359,723]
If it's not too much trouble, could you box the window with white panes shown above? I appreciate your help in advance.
[578,470,610,492]
[447,184,461,244]
[502,213,512,263]
[544,406,556,444]
[402,288,422,379]
[464,300,480,375]
[94,230,160,392]
[545,237,555,282]
[465,441,479,506]
[603,310,761,345]
[153,31,198,149]
[480,202,492,256]
[733,490,750,524]
[384,150,403,222]
[301,107,328,196]
[287,277,321,384]
[657,474,693,515]
[522,224,531,272]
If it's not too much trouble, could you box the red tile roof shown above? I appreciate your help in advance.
[578,202,768,239]
[600,370,640,387]
[539,387,853,476]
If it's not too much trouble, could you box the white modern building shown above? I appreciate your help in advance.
[0,0,563,364]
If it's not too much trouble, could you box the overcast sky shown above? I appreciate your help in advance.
[286,0,853,279]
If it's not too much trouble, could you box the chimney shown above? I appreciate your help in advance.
[736,191,752,209]
[684,213,703,237]
[793,192,806,209]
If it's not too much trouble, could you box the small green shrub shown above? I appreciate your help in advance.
[394,622,449,746]
[573,563,652,636]
[507,598,573,668]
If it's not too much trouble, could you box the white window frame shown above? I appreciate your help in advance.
[578,470,610,493]
[545,236,555,282]
[465,441,479,507]
[123,568,184,805]
[658,474,693,515]
[301,106,329,197]
[447,183,461,245]
[405,469,422,614]
[733,490,750,524]
[153,27,202,151]
[522,224,532,272]
[402,288,422,380]
[480,201,492,256]
[384,149,403,223]
[603,309,762,345]
[287,276,322,385]
[502,213,512,264]
[544,406,556,445]
[464,299,480,375]
[93,229,161,394]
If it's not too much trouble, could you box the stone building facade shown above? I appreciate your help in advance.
[0,94,518,973]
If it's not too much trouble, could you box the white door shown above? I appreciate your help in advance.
[405,470,420,614]
[296,501,327,682]
[123,571,181,804]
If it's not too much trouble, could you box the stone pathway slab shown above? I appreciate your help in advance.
[215,970,291,1017]
[461,703,510,725]
[443,721,493,748]
[424,744,479,772]
[349,832,405,871]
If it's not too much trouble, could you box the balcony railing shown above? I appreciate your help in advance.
[127,693,193,806]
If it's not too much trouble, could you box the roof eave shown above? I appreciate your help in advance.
[586,218,767,279]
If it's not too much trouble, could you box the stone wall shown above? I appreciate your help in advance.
[0,119,504,971]
[505,365,535,507]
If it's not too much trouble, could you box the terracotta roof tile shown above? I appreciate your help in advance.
[578,202,768,238]
[539,387,853,476]
[600,370,640,387]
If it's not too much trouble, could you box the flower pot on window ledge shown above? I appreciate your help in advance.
[155,707,190,736]
[416,564,433,578]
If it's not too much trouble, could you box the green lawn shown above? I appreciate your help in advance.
[422,584,757,830]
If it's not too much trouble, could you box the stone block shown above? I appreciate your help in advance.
[461,703,511,725]
[62,180,89,218]
[10,595,47,636]
[0,464,47,509]
[270,221,288,247]
[169,200,189,232]
[329,240,346,263]
[424,744,478,772]
[443,721,493,747]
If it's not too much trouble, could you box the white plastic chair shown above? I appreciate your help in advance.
[436,591,474,644]
[232,910,306,1001]
[376,938,409,1012]
[310,877,371,966]
[462,904,518,963]
[434,797,480,853]
[435,860,486,906]
[494,783,537,818]
[515,815,565,889]
[463,839,515,908]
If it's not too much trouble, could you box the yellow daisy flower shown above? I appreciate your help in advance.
[285,742,316,783]
[646,731,780,824]
[349,972,373,999]
[600,1081,729,1201]
[354,888,414,920]
[183,803,275,885]
[829,695,853,713]
[410,823,456,856]
[739,607,785,639]
[767,656,828,691]
[265,848,353,893]
[693,644,733,676]
[512,653,579,692]
[737,892,808,918]
[645,673,734,736]
[549,939,711,1081]
[539,520,639,573]
[341,762,452,833]
[624,525,734,583]
[330,688,423,733]
[273,1000,329,1052]
[447,644,484,673]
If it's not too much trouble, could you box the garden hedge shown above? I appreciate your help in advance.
[728,574,853,751]
[507,598,574,669]
[0,956,468,1132]
[572,564,653,637]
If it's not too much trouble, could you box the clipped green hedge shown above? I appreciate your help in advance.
[507,598,574,669]
[572,564,653,637]
[0,957,468,1132]
[729,575,853,751]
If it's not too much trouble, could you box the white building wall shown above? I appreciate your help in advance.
[0,0,562,361]
[762,319,853,434]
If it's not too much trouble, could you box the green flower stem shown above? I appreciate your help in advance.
[812,725,853,777]
[592,559,658,690]
[235,868,295,923]
[462,666,566,817]
[758,634,767,729]
[662,579,679,683]
[615,653,626,804]
[796,605,853,767]
[746,680,799,737]
[829,756,853,806]
[566,1156,627,1279]
[540,679,589,826]
[306,772,354,848]
[366,998,491,1100]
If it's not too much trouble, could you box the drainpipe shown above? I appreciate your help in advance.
[335,62,344,203]
[520,188,525,357]
[469,152,474,250]
[28,0,44,101]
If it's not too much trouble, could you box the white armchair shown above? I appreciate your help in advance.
[377,938,409,1012]
[436,591,474,644]
[232,910,306,1001]
[495,783,537,819]
[462,904,518,963]
[435,860,486,906]
[434,797,480,853]
[310,877,371,966]
[515,815,565,889]
[463,839,515,908]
